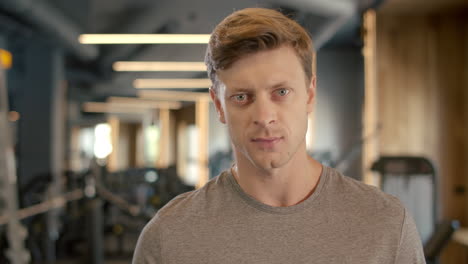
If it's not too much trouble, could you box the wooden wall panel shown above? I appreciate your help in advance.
[376,11,468,263]
[435,14,468,263]
[108,116,120,172]
[377,16,440,158]
[436,13,467,221]
[156,109,171,168]
[466,24,468,228]
[363,10,379,186]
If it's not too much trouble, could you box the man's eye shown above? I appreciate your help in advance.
[234,94,247,101]
[276,88,289,96]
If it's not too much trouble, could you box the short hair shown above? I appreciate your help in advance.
[205,8,315,92]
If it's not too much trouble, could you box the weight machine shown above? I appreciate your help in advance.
[371,156,459,263]
[0,48,30,264]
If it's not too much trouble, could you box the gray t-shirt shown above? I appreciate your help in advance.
[133,166,425,263]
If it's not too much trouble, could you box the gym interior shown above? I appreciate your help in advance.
[0,0,467,263]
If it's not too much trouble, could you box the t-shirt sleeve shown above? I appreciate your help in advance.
[132,218,162,264]
[394,208,426,264]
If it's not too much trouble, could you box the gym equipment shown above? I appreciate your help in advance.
[424,220,460,264]
[371,156,459,263]
[0,48,30,264]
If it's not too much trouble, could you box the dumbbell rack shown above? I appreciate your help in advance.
[0,52,30,264]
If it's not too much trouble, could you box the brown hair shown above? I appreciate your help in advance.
[205,8,315,92]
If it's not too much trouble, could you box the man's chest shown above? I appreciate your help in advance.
[160,215,398,264]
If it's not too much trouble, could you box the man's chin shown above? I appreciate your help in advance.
[250,156,288,172]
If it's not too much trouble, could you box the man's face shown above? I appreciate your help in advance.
[210,45,316,172]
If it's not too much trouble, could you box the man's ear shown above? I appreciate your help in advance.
[209,87,226,124]
[306,76,316,113]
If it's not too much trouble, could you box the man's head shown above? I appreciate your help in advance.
[205,8,315,93]
[206,8,316,172]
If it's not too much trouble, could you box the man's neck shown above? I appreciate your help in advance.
[232,150,323,207]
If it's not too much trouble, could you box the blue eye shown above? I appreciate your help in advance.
[234,94,247,101]
[277,89,289,96]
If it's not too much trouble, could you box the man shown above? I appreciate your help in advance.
[133,8,425,263]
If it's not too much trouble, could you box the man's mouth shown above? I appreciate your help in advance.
[251,137,282,142]
[251,137,283,149]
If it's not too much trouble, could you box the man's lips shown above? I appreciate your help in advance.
[251,137,283,142]
[251,137,283,149]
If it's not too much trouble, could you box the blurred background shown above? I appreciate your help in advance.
[0,0,467,263]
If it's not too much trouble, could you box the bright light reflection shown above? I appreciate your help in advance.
[94,123,113,159]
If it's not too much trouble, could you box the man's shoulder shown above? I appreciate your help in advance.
[326,167,405,219]
[133,174,228,264]
[145,171,229,227]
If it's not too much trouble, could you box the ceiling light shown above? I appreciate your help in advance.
[82,100,182,114]
[82,102,148,114]
[133,78,212,89]
[113,61,207,72]
[107,97,182,109]
[79,34,210,44]
[138,90,210,101]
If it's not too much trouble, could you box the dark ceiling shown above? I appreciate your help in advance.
[0,0,381,97]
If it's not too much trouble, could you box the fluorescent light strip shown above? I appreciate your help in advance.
[134,78,212,89]
[79,34,210,44]
[107,97,182,109]
[82,101,181,113]
[138,90,210,101]
[113,61,207,72]
[83,102,148,113]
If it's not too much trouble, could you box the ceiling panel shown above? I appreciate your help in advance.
[380,0,468,14]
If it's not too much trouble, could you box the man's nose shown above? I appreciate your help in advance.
[252,97,276,127]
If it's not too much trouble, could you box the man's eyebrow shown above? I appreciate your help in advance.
[270,81,291,89]
[227,87,254,93]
